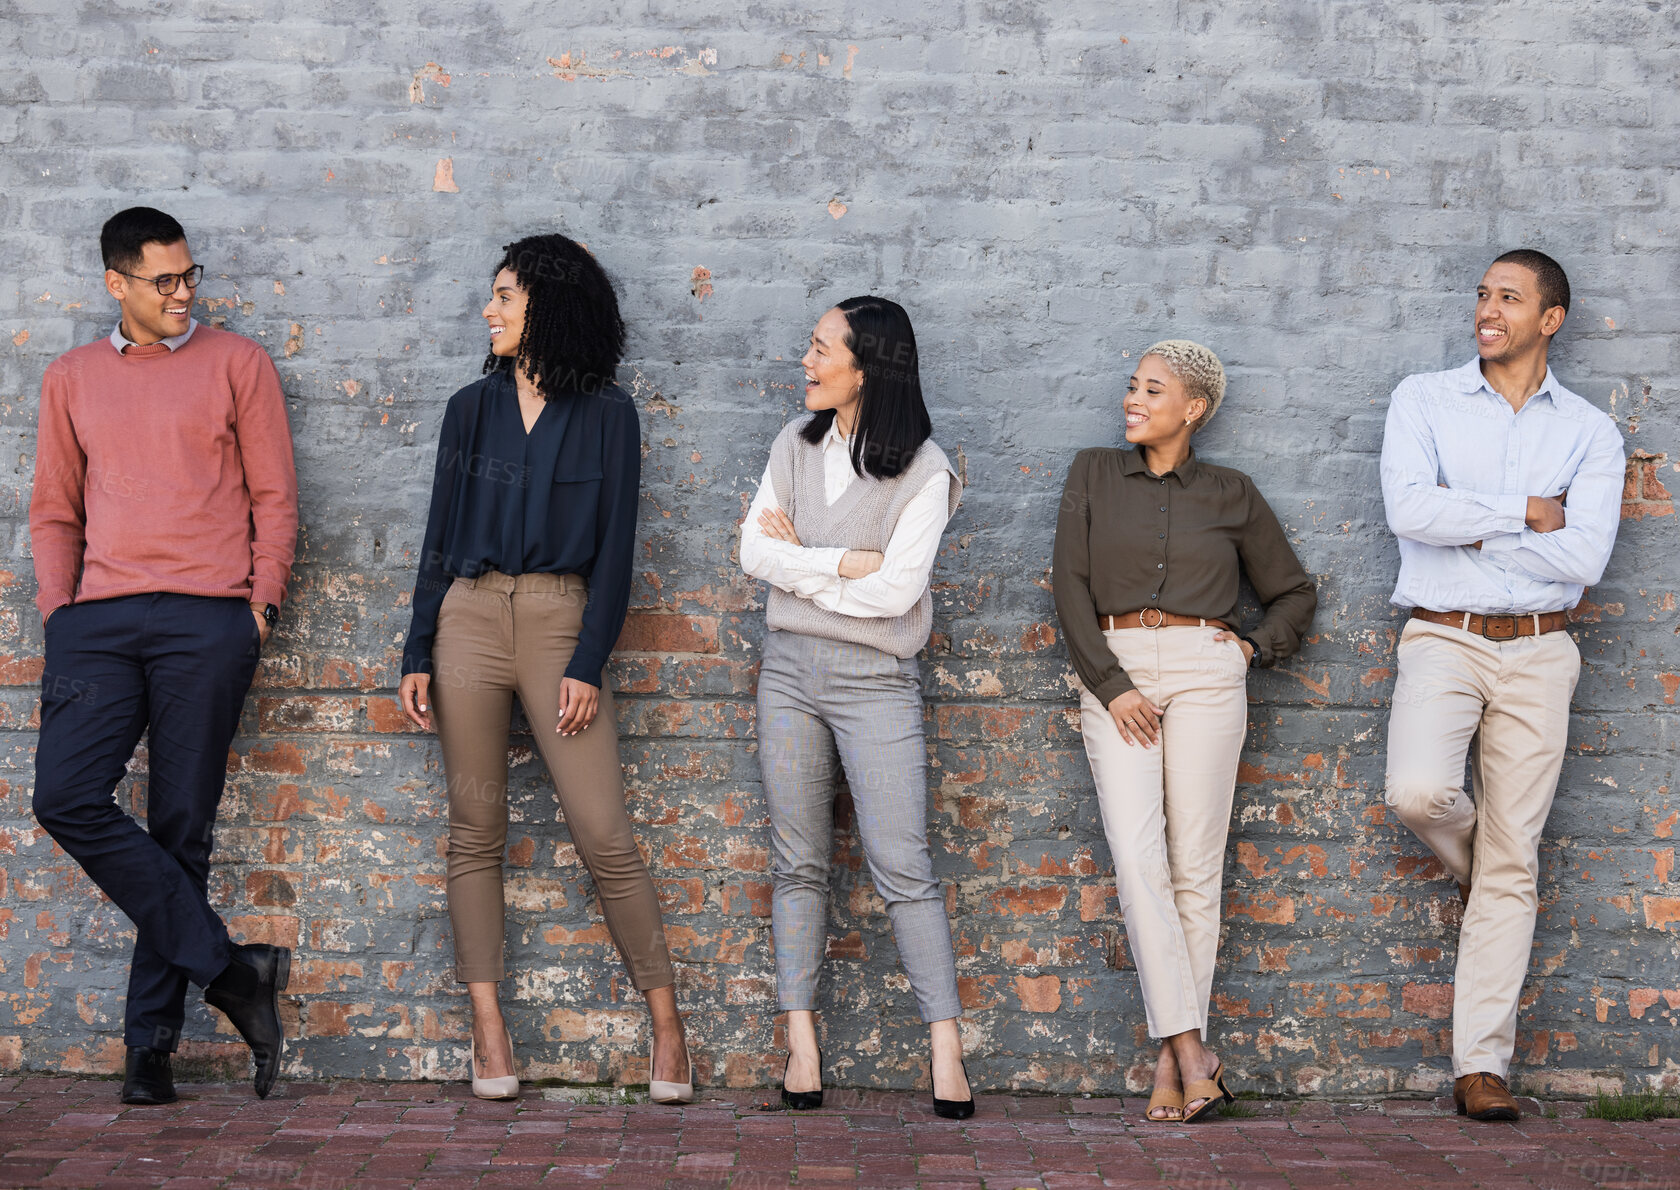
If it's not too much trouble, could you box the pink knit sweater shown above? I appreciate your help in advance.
[29,324,298,620]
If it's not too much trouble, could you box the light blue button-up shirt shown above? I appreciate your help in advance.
[109,318,197,354]
[1380,357,1625,614]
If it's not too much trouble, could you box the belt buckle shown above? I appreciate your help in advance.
[1481,614,1518,641]
[1138,607,1165,629]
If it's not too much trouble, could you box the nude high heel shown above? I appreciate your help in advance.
[470,1027,520,1100]
[650,1039,696,1104]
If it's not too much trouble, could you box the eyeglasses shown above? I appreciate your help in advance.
[113,264,204,295]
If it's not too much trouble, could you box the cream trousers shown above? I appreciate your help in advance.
[1077,625,1250,1040]
[1384,617,1580,1079]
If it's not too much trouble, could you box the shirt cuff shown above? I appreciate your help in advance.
[1089,671,1136,706]
[1493,494,1529,533]
[814,546,848,577]
[250,579,287,608]
[1476,530,1526,555]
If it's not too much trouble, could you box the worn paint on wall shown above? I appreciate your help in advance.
[1,3,1676,1096]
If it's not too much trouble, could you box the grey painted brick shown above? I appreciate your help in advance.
[0,0,1676,1098]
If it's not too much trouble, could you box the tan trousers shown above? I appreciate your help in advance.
[430,571,675,990]
[1077,625,1250,1040]
[1384,617,1580,1078]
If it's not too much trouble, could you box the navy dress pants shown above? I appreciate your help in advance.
[33,594,261,1051]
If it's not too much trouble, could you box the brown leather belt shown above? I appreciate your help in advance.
[1101,609,1232,632]
[1409,607,1570,640]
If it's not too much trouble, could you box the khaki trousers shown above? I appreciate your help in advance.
[1077,625,1251,1040]
[430,571,675,990]
[1384,617,1580,1078]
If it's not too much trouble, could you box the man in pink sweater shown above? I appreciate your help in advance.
[29,207,299,1104]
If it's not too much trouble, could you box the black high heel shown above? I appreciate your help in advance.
[932,1058,975,1120]
[780,1047,823,1110]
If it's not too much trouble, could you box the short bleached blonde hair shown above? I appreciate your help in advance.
[1141,339,1227,432]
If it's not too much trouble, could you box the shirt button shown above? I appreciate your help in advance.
[1158,533,1165,539]
[1159,506,1167,513]
[1156,563,1164,570]
[1150,594,1158,601]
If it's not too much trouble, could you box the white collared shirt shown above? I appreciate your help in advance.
[1380,357,1625,614]
[740,420,953,620]
[110,319,198,354]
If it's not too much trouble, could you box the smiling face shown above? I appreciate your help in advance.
[106,238,197,345]
[1475,261,1564,365]
[1123,354,1206,448]
[482,267,529,359]
[800,307,865,420]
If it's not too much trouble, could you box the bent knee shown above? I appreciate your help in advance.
[1384,772,1460,824]
[32,778,98,836]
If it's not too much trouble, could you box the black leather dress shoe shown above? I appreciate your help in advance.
[204,943,291,1098]
[121,1046,177,1105]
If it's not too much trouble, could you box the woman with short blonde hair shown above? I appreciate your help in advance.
[1053,340,1315,1122]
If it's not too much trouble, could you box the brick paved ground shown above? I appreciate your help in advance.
[1,1075,1676,1189]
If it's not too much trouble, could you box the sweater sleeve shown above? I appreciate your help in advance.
[566,394,640,687]
[28,359,87,622]
[230,343,299,608]
[1052,449,1136,704]
[1237,478,1317,667]
[401,400,462,677]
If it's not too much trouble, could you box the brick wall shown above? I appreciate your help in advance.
[1,2,1676,1096]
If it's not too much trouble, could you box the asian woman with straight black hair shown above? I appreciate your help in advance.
[740,296,974,1118]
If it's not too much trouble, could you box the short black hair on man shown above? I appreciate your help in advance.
[1492,248,1570,319]
[101,207,187,274]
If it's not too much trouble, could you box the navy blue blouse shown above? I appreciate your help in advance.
[400,369,641,686]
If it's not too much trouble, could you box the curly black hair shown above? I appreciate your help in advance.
[483,233,626,400]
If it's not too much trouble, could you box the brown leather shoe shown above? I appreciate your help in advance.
[1454,1072,1520,1121]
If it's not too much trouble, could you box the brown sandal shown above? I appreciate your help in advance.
[1145,1086,1184,1122]
[1181,1062,1235,1123]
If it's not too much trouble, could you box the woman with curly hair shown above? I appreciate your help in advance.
[397,234,692,1103]
[1052,341,1315,1122]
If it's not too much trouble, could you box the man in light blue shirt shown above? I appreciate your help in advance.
[1380,249,1624,1122]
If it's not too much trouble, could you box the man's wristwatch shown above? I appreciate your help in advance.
[255,602,279,627]
[1241,636,1261,667]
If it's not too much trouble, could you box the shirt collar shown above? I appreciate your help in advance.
[110,318,198,354]
[824,418,853,450]
[1455,356,1560,407]
[1120,444,1200,485]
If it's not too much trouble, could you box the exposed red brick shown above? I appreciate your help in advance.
[1644,896,1680,931]
[1014,973,1062,1013]
[615,612,720,654]
[0,655,44,685]
[245,871,297,907]
[987,886,1067,916]
[244,741,308,775]
[1226,892,1295,924]
[1078,885,1115,922]
[826,932,866,959]
[1236,841,1270,878]
[720,880,771,917]
[1019,622,1056,652]
[1401,982,1453,1020]
[654,877,705,914]
[226,915,300,948]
